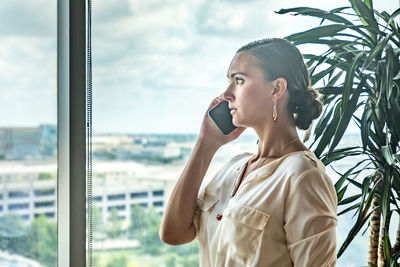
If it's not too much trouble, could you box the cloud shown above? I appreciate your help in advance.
[4,0,397,133]
[94,0,131,23]
[0,1,56,36]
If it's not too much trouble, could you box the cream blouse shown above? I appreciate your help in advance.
[192,150,338,267]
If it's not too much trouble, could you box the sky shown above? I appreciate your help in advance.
[1,0,399,135]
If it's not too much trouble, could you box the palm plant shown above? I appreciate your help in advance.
[277,1,400,266]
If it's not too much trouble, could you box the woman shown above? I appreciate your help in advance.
[159,38,338,267]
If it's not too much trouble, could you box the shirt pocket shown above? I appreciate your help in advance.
[216,205,270,266]
[199,192,219,212]
[194,192,219,240]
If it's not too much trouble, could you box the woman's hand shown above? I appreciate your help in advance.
[198,96,246,149]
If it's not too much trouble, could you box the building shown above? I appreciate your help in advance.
[0,160,176,226]
[0,128,42,160]
[0,125,57,161]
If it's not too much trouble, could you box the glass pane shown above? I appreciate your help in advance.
[91,1,400,266]
[0,1,57,266]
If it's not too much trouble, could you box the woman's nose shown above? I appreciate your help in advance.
[221,85,234,102]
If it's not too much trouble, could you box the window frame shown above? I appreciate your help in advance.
[57,0,87,266]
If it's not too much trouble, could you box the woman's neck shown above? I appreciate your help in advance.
[253,123,306,159]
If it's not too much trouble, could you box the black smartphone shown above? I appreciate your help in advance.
[208,100,237,135]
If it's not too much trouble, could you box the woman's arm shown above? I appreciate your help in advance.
[159,139,218,245]
[159,96,246,245]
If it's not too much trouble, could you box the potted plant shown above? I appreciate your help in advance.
[277,0,400,266]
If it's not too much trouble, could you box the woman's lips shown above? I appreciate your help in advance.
[230,109,237,114]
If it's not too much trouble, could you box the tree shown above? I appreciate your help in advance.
[129,205,148,239]
[106,253,128,267]
[0,214,57,267]
[0,213,29,255]
[277,1,400,266]
[38,172,54,180]
[179,254,199,267]
[92,203,104,240]
[166,240,199,257]
[165,253,178,267]
[106,208,122,239]
[129,205,164,255]
[26,215,57,267]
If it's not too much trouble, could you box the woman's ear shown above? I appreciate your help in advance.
[272,77,287,100]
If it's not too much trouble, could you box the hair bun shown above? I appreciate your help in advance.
[289,87,322,130]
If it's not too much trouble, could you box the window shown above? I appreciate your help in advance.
[34,201,55,208]
[153,201,163,207]
[93,196,103,202]
[153,190,164,197]
[34,212,55,219]
[34,188,55,197]
[130,192,148,199]
[46,212,55,218]
[8,191,30,198]
[8,203,29,211]
[107,205,125,211]
[107,194,125,201]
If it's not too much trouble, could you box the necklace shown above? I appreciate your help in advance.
[250,137,299,170]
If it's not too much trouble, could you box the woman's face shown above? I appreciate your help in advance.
[222,51,274,128]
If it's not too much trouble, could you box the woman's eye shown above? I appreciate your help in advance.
[235,77,244,85]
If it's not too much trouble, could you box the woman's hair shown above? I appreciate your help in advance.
[237,38,322,130]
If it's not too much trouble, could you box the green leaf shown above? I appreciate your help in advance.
[328,76,366,154]
[356,175,372,221]
[338,203,359,216]
[342,52,365,111]
[360,103,373,151]
[346,177,363,190]
[393,246,400,262]
[364,0,373,10]
[326,70,345,87]
[311,63,341,85]
[349,0,379,42]
[286,24,350,45]
[382,145,396,166]
[313,102,335,143]
[388,8,400,26]
[361,33,392,71]
[384,229,392,265]
[335,159,368,192]
[389,94,400,140]
[304,54,351,75]
[380,170,391,225]
[321,146,362,165]
[337,210,372,257]
[277,7,374,43]
[339,194,362,206]
[337,185,348,203]
[317,86,343,95]
[314,104,341,157]
[275,7,355,26]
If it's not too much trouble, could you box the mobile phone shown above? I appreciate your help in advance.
[208,100,237,135]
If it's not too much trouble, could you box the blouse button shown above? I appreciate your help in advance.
[216,214,223,221]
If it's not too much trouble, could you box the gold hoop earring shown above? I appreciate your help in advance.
[273,99,278,123]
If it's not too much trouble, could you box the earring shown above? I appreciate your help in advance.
[273,99,278,123]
